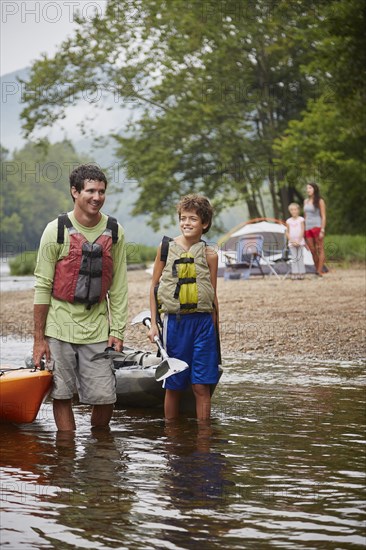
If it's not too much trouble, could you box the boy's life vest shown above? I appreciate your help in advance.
[156,236,215,314]
[51,213,118,309]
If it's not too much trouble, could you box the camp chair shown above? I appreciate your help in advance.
[261,242,293,279]
[224,235,279,279]
[243,234,285,278]
[236,235,265,278]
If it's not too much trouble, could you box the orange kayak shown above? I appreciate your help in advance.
[0,368,52,423]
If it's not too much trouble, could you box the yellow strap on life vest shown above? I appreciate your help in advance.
[178,252,198,307]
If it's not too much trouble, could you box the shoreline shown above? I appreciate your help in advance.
[1,267,365,363]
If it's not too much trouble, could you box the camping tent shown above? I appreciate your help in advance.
[218,218,314,275]
[222,219,287,258]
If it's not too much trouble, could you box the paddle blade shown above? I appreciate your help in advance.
[155,358,189,382]
[90,347,116,361]
[131,310,151,326]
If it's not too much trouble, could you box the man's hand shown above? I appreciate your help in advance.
[108,336,123,352]
[33,339,50,368]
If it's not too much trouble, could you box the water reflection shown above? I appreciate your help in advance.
[42,429,133,548]
[163,420,234,508]
[1,419,133,548]
[1,356,365,549]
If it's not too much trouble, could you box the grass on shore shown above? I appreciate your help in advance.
[8,244,157,275]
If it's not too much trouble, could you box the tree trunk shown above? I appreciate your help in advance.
[278,185,305,219]
[236,178,261,219]
[268,163,280,219]
[245,196,261,219]
[258,188,267,218]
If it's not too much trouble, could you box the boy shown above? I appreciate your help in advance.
[148,194,220,421]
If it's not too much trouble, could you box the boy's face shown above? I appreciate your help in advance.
[179,209,208,239]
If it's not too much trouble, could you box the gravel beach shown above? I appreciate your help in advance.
[1,267,365,363]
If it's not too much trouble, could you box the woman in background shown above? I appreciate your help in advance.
[303,183,326,276]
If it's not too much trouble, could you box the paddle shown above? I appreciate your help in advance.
[131,310,189,382]
[90,347,130,361]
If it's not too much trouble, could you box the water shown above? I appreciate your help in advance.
[0,260,35,292]
[1,339,365,549]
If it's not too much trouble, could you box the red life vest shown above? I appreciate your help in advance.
[52,214,118,309]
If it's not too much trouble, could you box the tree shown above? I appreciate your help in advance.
[20,0,325,230]
[274,0,366,233]
[0,140,91,252]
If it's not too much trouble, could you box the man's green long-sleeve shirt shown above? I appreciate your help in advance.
[34,211,128,344]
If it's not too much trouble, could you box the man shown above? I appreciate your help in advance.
[33,164,128,431]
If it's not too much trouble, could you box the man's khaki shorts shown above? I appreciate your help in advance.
[48,338,116,405]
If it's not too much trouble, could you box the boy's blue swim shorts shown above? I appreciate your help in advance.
[162,312,219,390]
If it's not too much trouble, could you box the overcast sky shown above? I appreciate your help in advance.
[0,0,107,75]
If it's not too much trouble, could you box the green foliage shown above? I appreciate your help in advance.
[274,0,366,234]
[126,243,156,265]
[18,0,366,235]
[1,140,91,252]
[9,251,37,275]
[324,235,366,263]
[8,244,157,275]
[19,0,322,226]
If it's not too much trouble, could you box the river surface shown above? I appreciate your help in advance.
[0,260,35,292]
[1,336,365,549]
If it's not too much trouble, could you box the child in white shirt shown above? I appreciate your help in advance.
[286,203,306,280]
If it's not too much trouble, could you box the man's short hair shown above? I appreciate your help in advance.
[69,164,108,194]
[176,194,214,234]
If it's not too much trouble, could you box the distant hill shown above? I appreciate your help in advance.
[1,68,249,245]
[0,67,169,244]
[0,67,134,153]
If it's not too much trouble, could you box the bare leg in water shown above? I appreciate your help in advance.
[192,384,211,421]
[53,400,114,430]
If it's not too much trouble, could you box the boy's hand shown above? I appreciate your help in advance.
[148,324,160,343]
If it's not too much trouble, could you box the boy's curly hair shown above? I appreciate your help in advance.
[176,194,214,234]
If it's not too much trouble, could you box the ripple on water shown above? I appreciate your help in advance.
[1,345,365,548]
[221,356,366,388]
